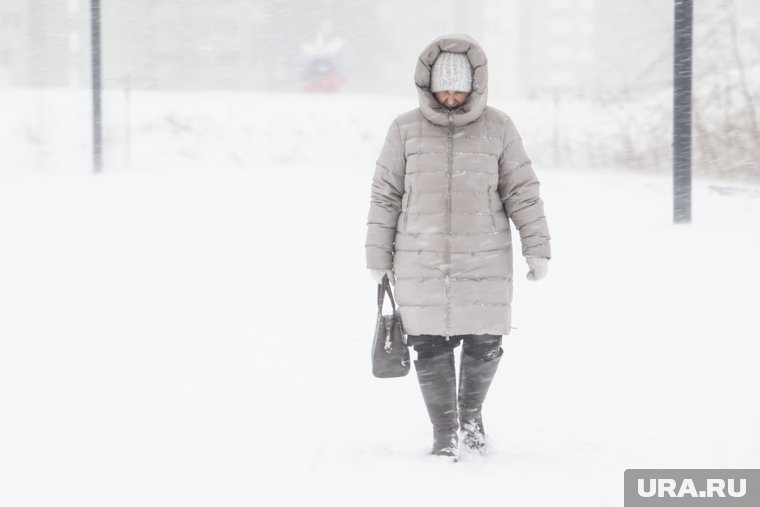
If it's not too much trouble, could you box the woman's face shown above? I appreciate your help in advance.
[434,91,470,109]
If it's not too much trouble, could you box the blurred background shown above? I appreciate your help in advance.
[1,3,760,506]
[1,0,758,179]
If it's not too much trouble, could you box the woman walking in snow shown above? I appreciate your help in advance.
[365,34,551,459]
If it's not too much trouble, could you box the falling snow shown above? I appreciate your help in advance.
[1,1,759,506]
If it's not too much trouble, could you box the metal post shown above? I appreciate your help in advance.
[673,0,692,223]
[91,0,102,173]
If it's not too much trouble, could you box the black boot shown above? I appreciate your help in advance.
[414,353,459,458]
[457,347,503,453]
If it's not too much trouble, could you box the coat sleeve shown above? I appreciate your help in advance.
[365,119,406,269]
[497,116,551,259]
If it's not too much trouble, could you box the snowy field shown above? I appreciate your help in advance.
[0,89,645,177]
[1,93,759,506]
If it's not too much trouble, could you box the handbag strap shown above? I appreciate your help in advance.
[376,273,397,313]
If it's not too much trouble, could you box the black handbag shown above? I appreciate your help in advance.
[371,274,410,378]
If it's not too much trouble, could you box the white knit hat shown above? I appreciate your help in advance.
[430,52,472,93]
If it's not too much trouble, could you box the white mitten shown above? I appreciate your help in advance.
[370,268,396,286]
[525,256,549,281]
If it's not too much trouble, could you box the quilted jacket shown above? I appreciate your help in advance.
[365,33,551,337]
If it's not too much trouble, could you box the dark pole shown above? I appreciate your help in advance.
[91,0,102,173]
[673,0,692,223]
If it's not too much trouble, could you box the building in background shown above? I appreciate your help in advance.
[591,0,672,97]
[0,0,88,87]
[0,0,522,95]
[483,0,523,97]
[0,0,28,86]
[0,0,718,99]
[518,0,596,97]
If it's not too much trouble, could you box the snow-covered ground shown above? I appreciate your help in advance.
[0,88,670,177]
[1,93,759,507]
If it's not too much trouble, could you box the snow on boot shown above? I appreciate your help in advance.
[460,411,486,452]
[432,428,458,458]
[414,353,459,460]
[458,347,503,453]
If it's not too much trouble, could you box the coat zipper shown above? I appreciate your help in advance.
[487,184,496,231]
[444,111,454,339]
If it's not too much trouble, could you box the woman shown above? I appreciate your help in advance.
[365,34,551,458]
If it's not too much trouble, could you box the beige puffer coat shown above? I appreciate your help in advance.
[365,33,551,337]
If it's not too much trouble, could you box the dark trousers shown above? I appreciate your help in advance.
[406,334,502,362]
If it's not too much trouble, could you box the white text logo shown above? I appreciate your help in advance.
[637,478,746,499]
